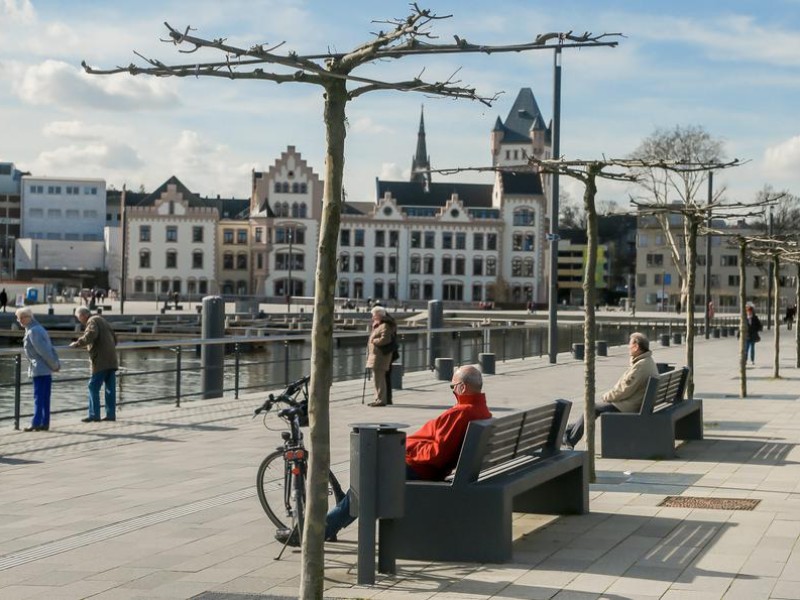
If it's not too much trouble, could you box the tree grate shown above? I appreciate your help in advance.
[658,496,760,510]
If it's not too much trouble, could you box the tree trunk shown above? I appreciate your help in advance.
[684,218,699,398]
[773,254,780,379]
[300,79,347,600]
[739,241,747,398]
[582,171,598,482]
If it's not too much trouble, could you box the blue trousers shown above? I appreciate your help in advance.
[88,369,116,419]
[32,375,52,428]
[325,464,420,539]
[745,340,755,363]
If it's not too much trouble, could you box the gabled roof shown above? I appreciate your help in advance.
[376,180,493,208]
[500,171,544,196]
[142,175,202,206]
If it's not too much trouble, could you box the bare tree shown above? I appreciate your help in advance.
[630,125,725,310]
[82,8,621,596]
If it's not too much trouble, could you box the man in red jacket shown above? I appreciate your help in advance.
[277,365,491,546]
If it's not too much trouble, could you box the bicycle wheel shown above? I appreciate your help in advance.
[257,451,291,530]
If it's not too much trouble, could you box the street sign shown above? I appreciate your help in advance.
[664,273,672,285]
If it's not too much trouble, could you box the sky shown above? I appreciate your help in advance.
[1,0,799,208]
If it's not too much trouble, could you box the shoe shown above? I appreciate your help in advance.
[101,417,116,422]
[325,533,338,542]
[23,426,38,432]
[81,417,100,423]
[274,528,300,547]
[368,401,386,407]
[39,426,49,431]
[562,434,575,450]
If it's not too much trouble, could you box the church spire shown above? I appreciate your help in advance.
[411,105,431,190]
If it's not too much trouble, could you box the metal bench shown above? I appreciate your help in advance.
[381,400,589,563]
[600,366,703,459]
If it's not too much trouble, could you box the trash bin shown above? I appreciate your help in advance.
[25,287,38,304]
[656,362,675,374]
[672,332,681,345]
[572,343,584,360]
[660,333,670,347]
[478,352,496,374]
[390,363,403,390]
[596,341,608,357]
[349,422,408,584]
[434,357,453,381]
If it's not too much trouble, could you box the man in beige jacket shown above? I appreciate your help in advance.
[564,332,658,448]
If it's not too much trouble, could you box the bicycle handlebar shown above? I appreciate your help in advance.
[253,375,310,418]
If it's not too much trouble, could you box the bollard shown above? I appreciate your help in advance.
[201,296,225,399]
[721,327,728,338]
[713,327,721,339]
[349,423,407,585]
[596,341,608,357]
[427,300,443,370]
[672,332,681,345]
[434,357,454,381]
[390,363,403,390]
[478,352,496,374]
[660,333,670,347]
[572,343,584,361]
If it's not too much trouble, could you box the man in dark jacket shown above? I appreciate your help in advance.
[276,365,491,546]
[70,306,119,423]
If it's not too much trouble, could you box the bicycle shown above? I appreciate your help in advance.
[254,375,345,552]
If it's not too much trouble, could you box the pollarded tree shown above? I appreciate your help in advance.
[82,8,621,597]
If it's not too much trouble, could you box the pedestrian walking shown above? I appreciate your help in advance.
[16,307,60,432]
[744,304,763,365]
[69,306,119,422]
[0,288,8,312]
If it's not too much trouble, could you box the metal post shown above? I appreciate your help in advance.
[767,206,774,329]
[120,187,127,315]
[175,346,182,408]
[284,340,290,386]
[356,427,378,585]
[234,342,241,399]
[394,238,400,304]
[13,354,21,430]
[547,46,562,364]
[427,300,443,370]
[201,296,225,399]
[287,229,293,313]
[704,172,713,339]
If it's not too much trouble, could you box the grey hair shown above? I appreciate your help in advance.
[630,332,649,351]
[371,306,387,318]
[456,364,483,392]
[15,307,33,320]
[75,307,92,318]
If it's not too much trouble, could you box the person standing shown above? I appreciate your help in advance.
[365,305,396,407]
[744,305,763,365]
[0,288,8,312]
[564,332,658,449]
[69,306,119,422]
[16,307,60,432]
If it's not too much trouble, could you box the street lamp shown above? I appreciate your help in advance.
[394,235,400,307]
[547,46,562,364]
[286,227,293,313]
[767,205,774,329]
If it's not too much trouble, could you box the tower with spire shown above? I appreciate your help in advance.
[491,88,551,168]
[410,106,432,191]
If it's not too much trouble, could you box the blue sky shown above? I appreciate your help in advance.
[1,0,798,206]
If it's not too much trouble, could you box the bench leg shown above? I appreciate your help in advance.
[675,404,703,441]
[602,415,676,459]
[513,459,589,515]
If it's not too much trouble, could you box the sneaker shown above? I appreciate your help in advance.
[368,401,386,407]
[562,434,575,450]
[274,528,300,547]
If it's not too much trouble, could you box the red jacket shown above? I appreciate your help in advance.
[405,392,492,480]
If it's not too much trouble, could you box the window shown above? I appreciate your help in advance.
[442,232,453,249]
[375,230,385,247]
[192,251,203,269]
[486,257,497,276]
[721,255,738,267]
[223,252,234,270]
[340,229,351,247]
[410,231,421,248]
[374,281,384,299]
[339,254,350,272]
[139,225,151,242]
[47,185,62,194]
[256,253,264,269]
[646,253,664,267]
[524,233,535,251]
[424,232,435,249]
[696,255,708,266]
[353,280,364,298]
[166,250,177,269]
[166,226,178,242]
[512,257,522,277]
[389,230,399,248]
[192,226,204,243]
[410,256,420,274]
[30,184,43,193]
[29,208,43,218]
[354,229,365,247]
[513,208,535,226]
[442,256,452,275]
[46,232,61,240]
[710,274,720,287]
[523,258,534,277]
[473,257,483,276]
[84,186,97,195]
[638,234,648,247]
[83,210,97,219]
[353,254,364,273]
[255,228,263,243]
[47,208,61,219]
[472,283,483,302]
[513,233,523,251]
[338,279,349,297]
[168,201,175,215]
[443,282,464,301]
[654,273,662,285]
[237,229,247,244]
[455,257,465,276]
[473,233,484,250]
[423,256,435,275]
[146,279,155,293]
[139,250,150,269]
[134,279,143,293]
[455,232,466,250]
[388,255,397,274]
[423,282,434,300]
[728,275,740,286]
[223,229,234,244]
[487,233,497,251]
[409,282,420,300]
[65,185,79,195]
[236,253,247,269]
[375,255,385,273]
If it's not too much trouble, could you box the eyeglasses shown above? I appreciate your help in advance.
[450,381,461,390]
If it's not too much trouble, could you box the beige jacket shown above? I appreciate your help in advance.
[602,350,658,412]
[366,321,395,372]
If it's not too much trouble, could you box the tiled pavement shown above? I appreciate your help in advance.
[2,325,800,599]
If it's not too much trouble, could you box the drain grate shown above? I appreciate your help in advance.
[659,496,760,511]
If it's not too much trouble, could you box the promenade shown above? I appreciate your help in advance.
[2,325,800,599]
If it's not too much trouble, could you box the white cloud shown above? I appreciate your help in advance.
[350,116,392,134]
[36,143,144,172]
[379,162,404,180]
[42,120,121,141]
[11,60,180,111]
[764,135,800,176]
[1,0,35,23]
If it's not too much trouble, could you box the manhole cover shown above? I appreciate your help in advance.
[658,496,760,511]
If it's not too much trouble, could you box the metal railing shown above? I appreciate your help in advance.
[0,315,738,429]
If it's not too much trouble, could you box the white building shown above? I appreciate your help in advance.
[21,176,105,241]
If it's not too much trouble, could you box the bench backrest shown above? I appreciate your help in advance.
[450,399,572,486]
[639,367,689,415]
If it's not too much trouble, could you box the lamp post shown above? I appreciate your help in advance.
[547,45,562,364]
[767,205,774,329]
[394,236,400,306]
[286,227,293,313]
